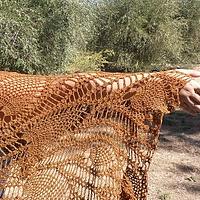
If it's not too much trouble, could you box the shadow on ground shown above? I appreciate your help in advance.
[162,111,200,135]
[159,111,200,154]
[176,163,200,174]
[149,111,200,199]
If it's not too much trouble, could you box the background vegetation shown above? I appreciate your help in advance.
[0,0,200,74]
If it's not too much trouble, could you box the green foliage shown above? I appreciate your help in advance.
[0,0,96,74]
[94,0,184,72]
[65,51,107,73]
[0,0,43,73]
[36,0,96,74]
[158,193,171,200]
[0,0,200,74]
[180,0,200,64]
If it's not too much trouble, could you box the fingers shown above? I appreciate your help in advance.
[187,96,200,112]
[190,93,200,105]
[179,75,200,114]
[181,94,200,115]
[189,80,200,89]
[181,97,196,115]
[188,71,200,77]
[185,80,200,103]
[179,81,200,114]
[176,69,200,77]
[181,101,197,116]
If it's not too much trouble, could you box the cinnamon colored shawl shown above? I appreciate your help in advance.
[0,71,189,199]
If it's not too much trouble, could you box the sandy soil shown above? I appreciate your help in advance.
[148,111,200,200]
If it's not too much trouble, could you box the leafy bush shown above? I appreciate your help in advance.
[93,0,184,72]
[180,0,200,64]
[0,0,43,73]
[0,0,200,74]
[65,51,107,73]
[0,0,96,74]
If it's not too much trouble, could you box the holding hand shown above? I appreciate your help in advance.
[177,69,200,115]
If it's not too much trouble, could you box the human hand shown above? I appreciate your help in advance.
[177,69,200,115]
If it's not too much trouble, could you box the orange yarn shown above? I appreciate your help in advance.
[0,71,189,199]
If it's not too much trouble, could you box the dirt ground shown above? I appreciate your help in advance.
[148,111,200,200]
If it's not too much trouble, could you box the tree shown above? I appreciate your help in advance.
[93,0,185,72]
[0,0,96,74]
[180,0,200,64]
[0,0,43,73]
[1,0,200,74]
